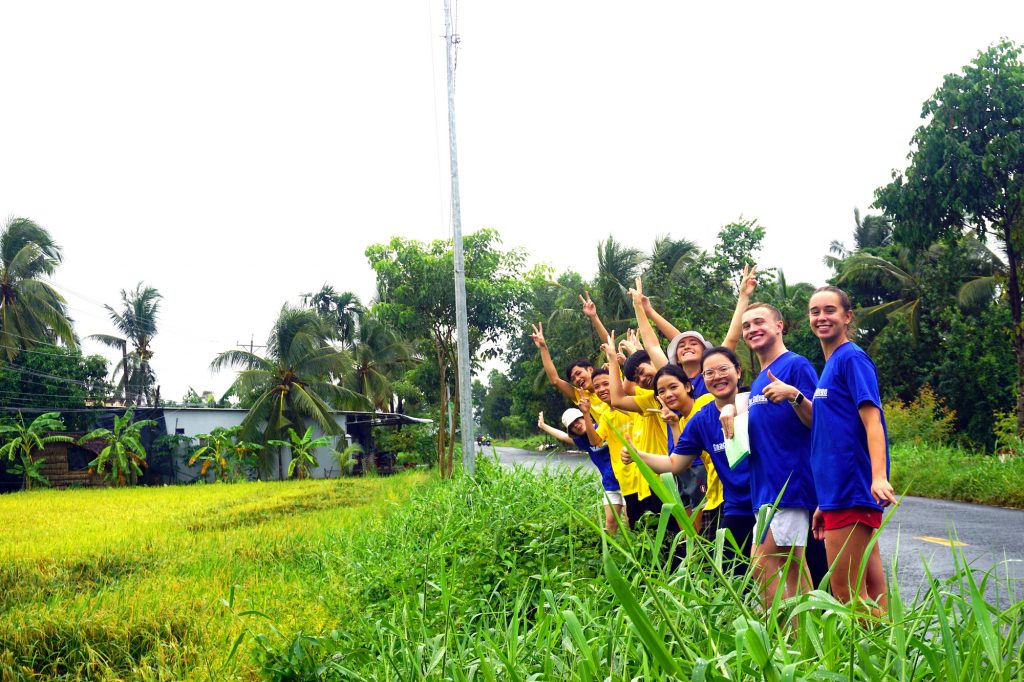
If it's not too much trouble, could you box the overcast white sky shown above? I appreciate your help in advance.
[2,1,1022,401]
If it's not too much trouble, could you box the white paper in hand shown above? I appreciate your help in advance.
[724,411,750,469]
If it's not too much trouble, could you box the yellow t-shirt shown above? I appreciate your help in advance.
[672,394,723,511]
[631,387,669,456]
[574,388,611,421]
[596,408,651,500]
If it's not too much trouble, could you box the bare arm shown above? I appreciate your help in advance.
[580,398,603,447]
[859,404,896,506]
[721,263,756,351]
[537,412,575,446]
[643,297,682,341]
[602,333,641,413]
[629,277,668,369]
[529,322,576,403]
[580,291,611,344]
[621,440,695,474]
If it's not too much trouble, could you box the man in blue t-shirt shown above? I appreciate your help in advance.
[724,300,822,603]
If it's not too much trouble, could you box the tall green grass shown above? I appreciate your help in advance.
[891,443,1024,508]
[235,457,1023,680]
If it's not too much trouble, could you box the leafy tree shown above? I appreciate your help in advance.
[211,306,367,479]
[90,283,162,406]
[0,346,110,423]
[0,217,77,360]
[875,40,1024,430]
[367,229,529,478]
[301,285,363,345]
[0,411,72,490]
[269,426,331,479]
[78,410,157,487]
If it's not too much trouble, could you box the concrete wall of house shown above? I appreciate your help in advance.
[162,408,350,481]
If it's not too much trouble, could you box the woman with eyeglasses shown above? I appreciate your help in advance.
[623,346,754,574]
[808,286,895,614]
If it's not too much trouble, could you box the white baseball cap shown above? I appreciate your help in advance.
[561,408,585,429]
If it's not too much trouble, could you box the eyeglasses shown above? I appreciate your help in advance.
[701,364,735,380]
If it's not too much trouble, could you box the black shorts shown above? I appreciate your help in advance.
[676,466,708,509]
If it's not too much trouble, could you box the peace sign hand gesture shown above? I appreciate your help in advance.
[740,263,758,297]
[600,331,617,364]
[579,291,597,318]
[529,322,547,350]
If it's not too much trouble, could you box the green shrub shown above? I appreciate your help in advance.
[884,386,956,445]
[992,409,1024,457]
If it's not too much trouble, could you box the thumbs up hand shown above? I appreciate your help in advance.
[761,369,798,404]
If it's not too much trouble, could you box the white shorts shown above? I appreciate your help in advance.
[755,505,809,547]
[602,490,625,507]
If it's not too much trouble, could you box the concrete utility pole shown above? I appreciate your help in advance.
[444,0,475,475]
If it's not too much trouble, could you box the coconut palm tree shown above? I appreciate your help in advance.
[835,237,1002,342]
[301,285,363,346]
[0,217,77,361]
[90,283,162,406]
[0,411,73,490]
[595,236,645,326]
[344,313,415,411]
[211,306,369,479]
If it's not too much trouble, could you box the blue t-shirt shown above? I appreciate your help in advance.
[810,342,890,511]
[673,401,752,516]
[666,421,703,468]
[690,373,708,399]
[747,352,818,511]
[572,434,619,492]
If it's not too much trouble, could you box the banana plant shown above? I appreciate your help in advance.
[269,427,331,480]
[78,410,156,487]
[0,411,72,490]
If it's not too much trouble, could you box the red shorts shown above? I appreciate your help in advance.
[822,507,882,531]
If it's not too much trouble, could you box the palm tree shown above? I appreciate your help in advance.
[835,237,1002,342]
[595,236,645,326]
[0,411,73,490]
[0,217,77,361]
[78,410,156,487]
[301,285,363,345]
[344,313,415,411]
[643,235,699,305]
[90,283,162,406]
[823,208,893,269]
[211,306,369,479]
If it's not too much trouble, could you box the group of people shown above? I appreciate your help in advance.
[531,268,895,612]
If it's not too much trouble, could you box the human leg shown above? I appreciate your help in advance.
[823,522,887,613]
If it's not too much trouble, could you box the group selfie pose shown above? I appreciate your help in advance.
[530,267,893,611]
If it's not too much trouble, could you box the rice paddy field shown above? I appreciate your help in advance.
[0,474,427,680]
[1,458,1022,680]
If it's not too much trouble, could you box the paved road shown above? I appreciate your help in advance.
[490,446,1024,603]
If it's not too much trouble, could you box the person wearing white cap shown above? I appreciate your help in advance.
[536,399,624,533]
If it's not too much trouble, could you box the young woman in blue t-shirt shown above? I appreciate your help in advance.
[808,286,896,613]
[623,346,754,575]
